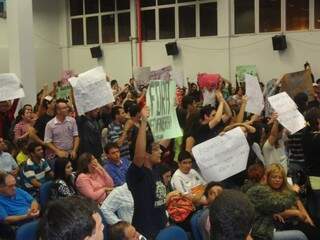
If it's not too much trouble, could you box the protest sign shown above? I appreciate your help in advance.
[56,85,72,100]
[0,73,25,101]
[268,92,305,134]
[133,66,151,87]
[150,66,172,81]
[280,69,315,101]
[69,66,114,116]
[197,73,221,90]
[245,74,264,115]
[172,68,185,88]
[192,127,249,182]
[147,80,182,141]
[236,65,258,82]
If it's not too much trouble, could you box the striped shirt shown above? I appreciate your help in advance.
[107,121,130,160]
[22,158,51,192]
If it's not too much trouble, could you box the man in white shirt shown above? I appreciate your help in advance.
[100,183,133,225]
[171,151,206,195]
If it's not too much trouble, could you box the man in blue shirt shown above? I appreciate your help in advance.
[0,172,39,225]
[104,143,130,186]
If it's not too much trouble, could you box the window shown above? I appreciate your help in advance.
[118,12,131,42]
[159,8,175,39]
[286,0,309,31]
[179,5,196,38]
[142,10,156,40]
[70,0,83,16]
[158,0,175,5]
[141,0,156,7]
[200,2,217,36]
[234,0,255,34]
[69,0,131,45]
[86,17,99,44]
[102,14,115,43]
[316,0,320,29]
[71,18,84,45]
[259,0,281,32]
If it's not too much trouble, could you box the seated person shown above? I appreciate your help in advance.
[109,221,146,240]
[103,143,130,186]
[209,189,255,240]
[21,143,53,196]
[100,183,134,225]
[50,157,76,200]
[39,196,104,240]
[0,138,19,177]
[76,153,114,204]
[171,151,206,202]
[0,172,40,225]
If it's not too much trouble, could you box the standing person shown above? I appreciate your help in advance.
[0,138,19,177]
[29,97,55,145]
[21,143,53,196]
[0,99,19,140]
[77,108,103,159]
[126,106,167,239]
[13,107,33,143]
[107,106,131,160]
[44,99,79,168]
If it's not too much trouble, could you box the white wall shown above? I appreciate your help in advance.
[65,0,320,86]
[0,0,63,91]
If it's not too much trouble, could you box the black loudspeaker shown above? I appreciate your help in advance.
[90,46,103,58]
[165,42,179,56]
[272,35,287,51]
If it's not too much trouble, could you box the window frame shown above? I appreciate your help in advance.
[232,0,318,36]
[68,0,131,46]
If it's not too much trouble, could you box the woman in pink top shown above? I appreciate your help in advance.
[13,107,33,142]
[75,153,114,204]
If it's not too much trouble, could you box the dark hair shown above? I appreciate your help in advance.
[123,100,136,114]
[42,98,53,110]
[111,106,123,120]
[111,80,118,87]
[182,95,195,110]
[247,162,265,183]
[39,196,100,240]
[209,190,255,240]
[104,143,119,154]
[128,103,140,118]
[294,92,308,113]
[16,106,31,123]
[157,164,171,178]
[54,158,71,181]
[178,151,193,163]
[200,105,214,120]
[108,221,130,240]
[55,98,68,112]
[0,172,9,187]
[77,153,94,174]
[204,181,223,198]
[27,142,42,154]
[305,107,320,131]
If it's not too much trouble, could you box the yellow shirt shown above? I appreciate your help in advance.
[16,151,28,166]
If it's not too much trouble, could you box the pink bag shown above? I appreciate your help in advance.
[197,73,221,90]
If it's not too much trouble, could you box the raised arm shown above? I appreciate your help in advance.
[208,91,224,129]
[133,106,149,167]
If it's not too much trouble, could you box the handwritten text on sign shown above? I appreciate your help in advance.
[147,80,182,141]
[192,127,249,182]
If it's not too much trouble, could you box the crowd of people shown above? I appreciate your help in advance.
[0,74,320,240]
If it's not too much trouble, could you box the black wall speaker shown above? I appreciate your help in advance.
[90,46,103,58]
[272,35,287,51]
[165,42,179,56]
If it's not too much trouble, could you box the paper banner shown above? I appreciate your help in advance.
[236,65,258,82]
[0,73,25,102]
[147,80,183,141]
[192,127,249,182]
[69,66,114,116]
[133,66,151,87]
[245,74,264,115]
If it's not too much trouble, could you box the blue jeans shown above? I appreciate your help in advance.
[273,230,308,240]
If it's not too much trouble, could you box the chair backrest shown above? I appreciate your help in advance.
[39,181,53,209]
[155,226,188,240]
[16,220,39,240]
